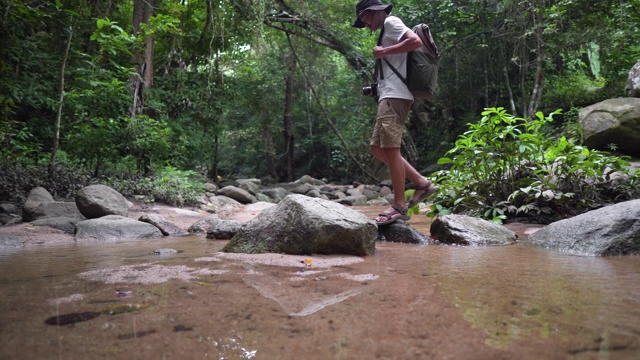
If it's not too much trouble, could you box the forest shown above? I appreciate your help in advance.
[1,0,639,222]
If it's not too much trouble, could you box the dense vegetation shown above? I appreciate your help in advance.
[1,0,639,221]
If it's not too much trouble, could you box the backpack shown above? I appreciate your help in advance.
[380,23,440,103]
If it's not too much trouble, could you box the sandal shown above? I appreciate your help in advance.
[375,205,410,226]
[407,182,437,208]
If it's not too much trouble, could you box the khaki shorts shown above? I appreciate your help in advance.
[370,98,413,148]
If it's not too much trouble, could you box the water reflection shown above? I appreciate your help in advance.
[0,229,639,359]
[423,245,640,354]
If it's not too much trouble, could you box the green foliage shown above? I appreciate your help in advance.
[428,108,640,223]
[0,158,92,202]
[103,165,206,207]
[0,120,41,161]
[2,0,640,199]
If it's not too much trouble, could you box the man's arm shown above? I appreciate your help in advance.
[372,30,422,59]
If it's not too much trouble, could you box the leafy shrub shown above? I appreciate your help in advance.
[427,107,640,223]
[0,160,92,202]
[103,165,206,207]
[0,159,206,207]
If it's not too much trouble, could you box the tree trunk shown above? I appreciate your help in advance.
[283,52,296,182]
[48,25,73,177]
[527,2,544,118]
[501,43,517,115]
[132,0,154,115]
[401,129,419,166]
[262,115,278,179]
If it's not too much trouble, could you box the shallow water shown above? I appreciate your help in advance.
[1,208,639,359]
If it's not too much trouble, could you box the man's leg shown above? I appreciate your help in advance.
[370,145,431,204]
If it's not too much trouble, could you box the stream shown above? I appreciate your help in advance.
[1,206,639,359]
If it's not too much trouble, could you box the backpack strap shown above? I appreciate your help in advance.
[374,26,385,81]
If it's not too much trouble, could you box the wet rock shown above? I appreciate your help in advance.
[0,234,23,248]
[75,215,162,243]
[378,220,433,244]
[173,325,194,332]
[430,215,517,246]
[22,187,54,222]
[222,194,377,256]
[45,312,101,326]
[528,199,640,256]
[138,213,187,236]
[154,248,178,255]
[75,184,130,219]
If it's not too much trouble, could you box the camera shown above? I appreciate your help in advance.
[362,83,378,97]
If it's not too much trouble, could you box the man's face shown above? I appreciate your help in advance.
[359,9,383,31]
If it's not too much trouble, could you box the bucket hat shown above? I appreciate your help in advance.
[352,0,393,28]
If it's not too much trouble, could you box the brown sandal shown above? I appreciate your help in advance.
[407,182,437,208]
[375,205,410,226]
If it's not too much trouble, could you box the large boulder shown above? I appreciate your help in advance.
[528,199,640,256]
[22,187,54,222]
[75,215,162,243]
[222,194,377,256]
[430,215,517,246]
[625,61,640,98]
[578,97,640,157]
[75,185,130,219]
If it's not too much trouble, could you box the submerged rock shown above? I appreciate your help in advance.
[430,215,517,246]
[378,220,433,244]
[44,312,101,326]
[222,194,377,256]
[75,215,162,243]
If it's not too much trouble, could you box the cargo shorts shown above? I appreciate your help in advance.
[370,98,413,148]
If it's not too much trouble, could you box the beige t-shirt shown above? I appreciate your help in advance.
[378,16,413,101]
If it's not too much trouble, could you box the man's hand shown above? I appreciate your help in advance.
[373,46,386,59]
[373,30,422,59]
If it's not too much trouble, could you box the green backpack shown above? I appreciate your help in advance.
[382,24,440,103]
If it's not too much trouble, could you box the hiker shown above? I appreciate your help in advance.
[353,0,436,225]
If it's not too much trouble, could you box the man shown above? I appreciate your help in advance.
[353,0,436,225]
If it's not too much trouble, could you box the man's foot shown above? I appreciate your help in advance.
[374,205,410,226]
[407,181,437,208]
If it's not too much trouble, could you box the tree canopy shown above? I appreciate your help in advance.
[1,0,639,195]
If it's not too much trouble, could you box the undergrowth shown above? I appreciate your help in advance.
[423,107,640,223]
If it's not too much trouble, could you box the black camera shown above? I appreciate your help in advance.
[362,83,378,97]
